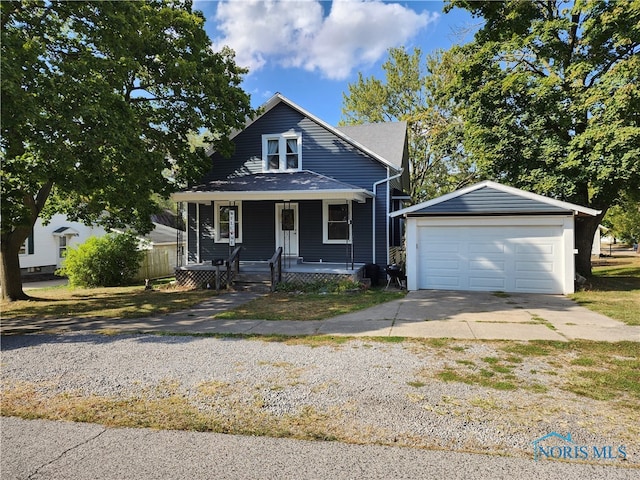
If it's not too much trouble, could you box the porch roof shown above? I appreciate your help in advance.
[173,171,374,203]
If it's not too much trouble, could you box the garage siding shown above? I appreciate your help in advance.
[407,216,575,294]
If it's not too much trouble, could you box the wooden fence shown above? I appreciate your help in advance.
[133,246,175,281]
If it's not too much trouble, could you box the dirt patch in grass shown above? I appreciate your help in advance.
[213,289,405,321]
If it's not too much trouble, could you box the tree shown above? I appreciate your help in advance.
[341,47,476,201]
[1,1,253,300]
[445,0,640,275]
[602,190,640,244]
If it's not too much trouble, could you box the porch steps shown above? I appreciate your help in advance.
[233,271,272,293]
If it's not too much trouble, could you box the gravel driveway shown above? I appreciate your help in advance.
[1,332,637,468]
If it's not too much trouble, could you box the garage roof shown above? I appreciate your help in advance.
[390,181,601,217]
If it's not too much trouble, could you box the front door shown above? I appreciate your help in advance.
[275,203,299,257]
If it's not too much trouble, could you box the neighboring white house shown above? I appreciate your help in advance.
[591,225,609,256]
[19,214,108,278]
[20,214,183,280]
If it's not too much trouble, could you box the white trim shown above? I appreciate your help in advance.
[275,203,299,256]
[196,204,200,262]
[390,180,601,218]
[261,132,302,172]
[213,201,243,244]
[52,227,80,237]
[230,93,400,173]
[323,200,352,244]
[173,189,372,203]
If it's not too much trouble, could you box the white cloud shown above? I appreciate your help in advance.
[211,0,438,80]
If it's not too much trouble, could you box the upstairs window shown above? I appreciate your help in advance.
[262,134,301,172]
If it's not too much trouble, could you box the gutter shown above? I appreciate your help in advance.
[372,168,404,264]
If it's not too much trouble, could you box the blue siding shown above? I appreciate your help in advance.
[187,203,197,263]
[413,187,572,215]
[202,102,389,191]
[189,198,381,265]
[198,204,215,261]
[189,101,398,267]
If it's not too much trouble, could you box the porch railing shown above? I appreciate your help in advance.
[225,246,242,289]
[269,247,283,292]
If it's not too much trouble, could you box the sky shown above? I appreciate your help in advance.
[194,0,481,126]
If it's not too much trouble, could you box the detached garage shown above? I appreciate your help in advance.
[391,181,600,294]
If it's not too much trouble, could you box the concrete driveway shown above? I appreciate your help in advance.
[318,289,640,342]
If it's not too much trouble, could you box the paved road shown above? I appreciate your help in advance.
[2,417,636,480]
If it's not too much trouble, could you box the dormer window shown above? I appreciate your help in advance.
[262,133,301,172]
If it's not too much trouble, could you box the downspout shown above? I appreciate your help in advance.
[372,168,404,264]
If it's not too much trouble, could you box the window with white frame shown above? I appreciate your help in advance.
[59,235,68,258]
[262,133,301,172]
[214,201,242,243]
[323,200,351,244]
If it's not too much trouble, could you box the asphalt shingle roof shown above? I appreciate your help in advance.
[336,122,407,169]
[188,171,367,193]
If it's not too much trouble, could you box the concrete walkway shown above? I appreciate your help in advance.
[4,287,638,342]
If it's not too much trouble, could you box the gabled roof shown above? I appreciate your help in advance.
[390,181,601,218]
[52,226,79,236]
[232,93,402,172]
[173,171,374,203]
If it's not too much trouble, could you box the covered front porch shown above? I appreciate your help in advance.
[175,255,366,290]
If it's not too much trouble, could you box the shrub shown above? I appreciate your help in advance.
[275,279,363,294]
[56,232,144,287]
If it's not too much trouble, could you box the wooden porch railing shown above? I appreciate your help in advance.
[225,246,242,289]
[269,247,283,292]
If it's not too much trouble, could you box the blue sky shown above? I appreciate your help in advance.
[194,1,481,125]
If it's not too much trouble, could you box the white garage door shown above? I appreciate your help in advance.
[417,225,565,294]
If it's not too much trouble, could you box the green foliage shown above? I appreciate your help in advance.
[603,191,640,243]
[341,47,476,201]
[1,0,253,299]
[444,0,640,274]
[275,279,363,294]
[57,233,144,287]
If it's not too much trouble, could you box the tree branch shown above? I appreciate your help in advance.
[586,43,639,88]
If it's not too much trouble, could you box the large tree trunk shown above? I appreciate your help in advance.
[0,230,31,301]
[1,183,54,301]
[574,211,606,278]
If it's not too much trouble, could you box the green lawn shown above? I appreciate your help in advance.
[214,289,405,321]
[569,254,640,326]
[0,283,217,321]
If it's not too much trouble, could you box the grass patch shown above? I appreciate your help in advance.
[0,283,217,322]
[423,339,639,402]
[570,356,596,367]
[0,381,343,442]
[213,288,405,321]
[491,291,511,298]
[499,340,640,403]
[406,381,426,388]
[570,254,640,325]
[436,367,517,391]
